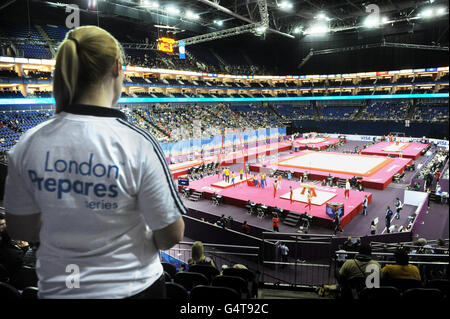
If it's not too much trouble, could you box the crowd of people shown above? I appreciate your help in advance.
[361,101,411,121]
[121,103,284,144]
[413,103,449,123]
[416,148,448,191]
[126,50,269,76]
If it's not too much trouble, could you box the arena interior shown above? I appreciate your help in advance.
[0,0,449,306]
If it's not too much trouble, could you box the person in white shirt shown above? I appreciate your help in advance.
[435,183,441,195]
[279,242,289,268]
[395,197,403,220]
[370,220,377,235]
[344,179,350,199]
[335,245,348,267]
[3,26,185,299]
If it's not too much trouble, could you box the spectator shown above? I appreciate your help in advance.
[188,241,216,268]
[241,221,250,235]
[413,238,434,254]
[3,26,185,299]
[335,245,348,268]
[362,195,368,216]
[435,182,441,195]
[436,238,447,252]
[370,220,377,235]
[0,213,25,277]
[279,242,289,268]
[385,206,393,233]
[232,263,248,270]
[22,242,39,268]
[216,214,227,228]
[338,244,380,286]
[381,248,421,281]
[333,211,343,234]
[343,237,354,250]
[272,214,280,232]
[394,197,403,220]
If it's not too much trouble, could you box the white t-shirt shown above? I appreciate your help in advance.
[4,104,186,298]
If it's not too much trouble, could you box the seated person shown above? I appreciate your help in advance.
[216,214,227,228]
[381,247,421,281]
[188,241,216,268]
[241,221,250,234]
[321,179,327,186]
[0,214,26,277]
[338,245,381,287]
[343,237,354,250]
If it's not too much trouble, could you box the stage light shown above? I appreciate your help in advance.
[420,7,434,18]
[185,10,200,20]
[141,1,159,9]
[305,23,329,35]
[88,0,97,9]
[316,12,331,21]
[166,5,180,16]
[293,26,303,34]
[364,15,380,28]
[256,25,267,33]
[214,20,223,26]
[436,7,446,15]
[278,1,293,10]
[381,16,389,24]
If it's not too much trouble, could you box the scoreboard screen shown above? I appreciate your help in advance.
[157,37,175,53]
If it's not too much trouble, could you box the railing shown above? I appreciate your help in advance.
[261,232,335,287]
[161,241,261,274]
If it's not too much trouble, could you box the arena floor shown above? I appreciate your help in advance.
[181,141,448,239]
[361,141,429,160]
[251,150,412,190]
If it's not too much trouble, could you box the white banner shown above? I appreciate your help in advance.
[404,190,428,207]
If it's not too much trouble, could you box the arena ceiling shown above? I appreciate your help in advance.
[19,0,448,45]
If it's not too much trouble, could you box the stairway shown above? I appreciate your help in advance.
[268,104,283,119]
[283,212,301,227]
[210,48,227,67]
[240,50,253,66]
[406,102,416,119]
[189,191,203,202]
[134,109,170,138]
[354,103,367,119]
[312,104,319,120]
[35,25,55,57]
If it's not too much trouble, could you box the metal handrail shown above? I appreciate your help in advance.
[178,240,260,250]
[336,251,449,258]
[264,261,331,268]
[262,232,335,238]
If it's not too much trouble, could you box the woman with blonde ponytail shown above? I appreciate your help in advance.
[4,25,185,299]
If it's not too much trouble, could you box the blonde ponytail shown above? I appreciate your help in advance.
[53,26,124,113]
[53,36,79,113]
